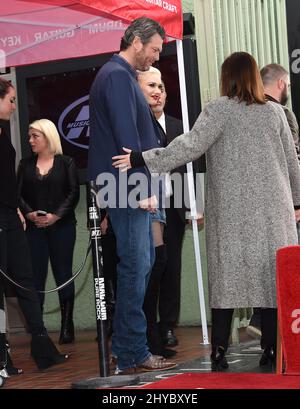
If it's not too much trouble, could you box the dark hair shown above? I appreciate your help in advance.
[260,63,288,86]
[220,52,266,105]
[120,17,165,51]
[0,77,13,99]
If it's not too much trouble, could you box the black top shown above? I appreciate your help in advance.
[0,127,18,209]
[17,154,80,225]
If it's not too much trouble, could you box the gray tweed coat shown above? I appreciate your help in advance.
[143,97,300,308]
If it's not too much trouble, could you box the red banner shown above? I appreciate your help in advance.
[277,246,300,374]
[80,0,183,39]
[0,0,182,68]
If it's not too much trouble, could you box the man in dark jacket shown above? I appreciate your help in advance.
[88,18,176,375]
[261,63,300,162]
[247,63,300,339]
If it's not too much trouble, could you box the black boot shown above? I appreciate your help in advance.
[210,346,229,371]
[31,331,69,371]
[59,297,75,344]
[0,333,6,370]
[0,334,23,375]
[259,346,276,367]
[144,245,176,358]
[4,337,23,375]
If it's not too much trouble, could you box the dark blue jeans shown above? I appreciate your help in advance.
[108,207,155,370]
[26,222,76,307]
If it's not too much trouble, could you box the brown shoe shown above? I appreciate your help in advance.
[115,355,177,375]
[136,355,177,373]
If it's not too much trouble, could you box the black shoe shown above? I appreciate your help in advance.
[148,342,177,359]
[1,336,23,375]
[210,346,229,372]
[160,348,177,359]
[31,332,69,371]
[259,346,276,367]
[161,329,178,347]
[6,350,23,375]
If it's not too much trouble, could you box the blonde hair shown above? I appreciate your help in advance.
[137,66,162,78]
[29,119,63,155]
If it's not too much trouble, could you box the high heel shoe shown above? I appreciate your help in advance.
[210,346,229,371]
[31,332,69,371]
[6,350,23,375]
[259,346,276,367]
[1,337,23,375]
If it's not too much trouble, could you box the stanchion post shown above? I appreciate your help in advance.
[88,181,110,377]
[72,182,140,389]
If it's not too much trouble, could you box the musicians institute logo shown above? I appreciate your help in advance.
[58,95,90,149]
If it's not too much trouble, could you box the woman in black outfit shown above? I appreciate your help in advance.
[0,77,68,371]
[17,119,79,344]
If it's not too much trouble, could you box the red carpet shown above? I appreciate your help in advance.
[141,373,300,389]
[277,246,300,374]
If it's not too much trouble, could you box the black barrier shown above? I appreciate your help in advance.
[87,181,110,377]
[71,182,140,388]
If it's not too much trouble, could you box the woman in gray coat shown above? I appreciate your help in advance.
[112,52,300,371]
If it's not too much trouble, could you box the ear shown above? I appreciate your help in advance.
[278,78,284,90]
[132,36,143,52]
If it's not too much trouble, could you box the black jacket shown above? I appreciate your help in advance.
[165,115,204,223]
[265,94,300,163]
[17,154,79,224]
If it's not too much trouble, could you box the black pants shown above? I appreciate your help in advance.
[211,308,277,350]
[26,223,76,306]
[0,206,45,335]
[159,207,186,331]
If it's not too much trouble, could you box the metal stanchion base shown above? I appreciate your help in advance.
[72,374,140,389]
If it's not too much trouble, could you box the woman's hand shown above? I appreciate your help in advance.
[112,147,132,172]
[139,195,158,212]
[40,213,60,228]
[17,208,26,231]
[31,212,60,228]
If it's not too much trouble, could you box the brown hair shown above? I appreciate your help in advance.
[120,17,165,51]
[0,77,13,99]
[220,52,266,105]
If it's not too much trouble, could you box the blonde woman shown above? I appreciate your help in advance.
[17,119,79,344]
[1,79,68,373]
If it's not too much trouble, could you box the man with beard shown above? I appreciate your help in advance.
[261,64,300,162]
[88,17,176,375]
[246,63,300,339]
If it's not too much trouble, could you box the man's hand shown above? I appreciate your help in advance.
[100,215,109,235]
[295,209,300,223]
[139,195,158,212]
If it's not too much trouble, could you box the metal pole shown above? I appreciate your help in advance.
[72,182,139,388]
[176,39,209,344]
[88,181,110,377]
